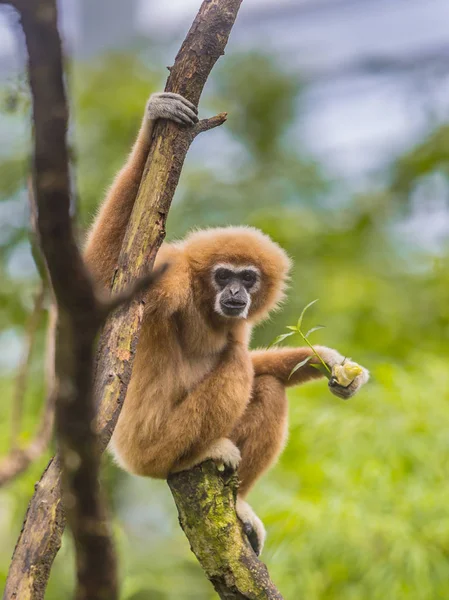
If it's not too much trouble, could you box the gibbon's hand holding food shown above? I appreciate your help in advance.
[84,92,369,556]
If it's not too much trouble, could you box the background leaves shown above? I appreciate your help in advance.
[0,48,448,599]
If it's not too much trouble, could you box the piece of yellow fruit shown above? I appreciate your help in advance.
[332,362,363,386]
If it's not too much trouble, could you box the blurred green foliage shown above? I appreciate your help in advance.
[1,48,449,599]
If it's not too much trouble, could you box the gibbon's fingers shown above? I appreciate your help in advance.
[157,104,194,126]
[170,101,199,124]
[147,93,198,125]
[160,103,197,125]
[328,364,369,400]
[157,92,198,114]
[168,114,189,126]
[170,110,195,126]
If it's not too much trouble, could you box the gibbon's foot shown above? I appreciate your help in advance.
[171,438,241,473]
[146,92,199,126]
[312,346,369,400]
[200,437,241,470]
[236,497,266,556]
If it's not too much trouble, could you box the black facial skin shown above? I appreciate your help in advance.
[215,268,258,317]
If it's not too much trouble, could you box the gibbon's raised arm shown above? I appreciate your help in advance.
[84,93,198,289]
[83,113,152,289]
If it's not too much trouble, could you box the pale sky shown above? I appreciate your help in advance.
[132,0,449,177]
[2,0,449,177]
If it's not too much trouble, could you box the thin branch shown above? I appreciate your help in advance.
[9,285,45,450]
[0,283,54,488]
[98,263,169,318]
[190,112,228,138]
[15,0,119,597]
[0,390,55,487]
[3,1,162,598]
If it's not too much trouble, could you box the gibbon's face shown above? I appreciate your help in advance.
[211,263,261,319]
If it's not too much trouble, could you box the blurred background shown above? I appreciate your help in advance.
[1,0,449,598]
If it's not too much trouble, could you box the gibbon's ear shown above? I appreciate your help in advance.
[144,244,192,316]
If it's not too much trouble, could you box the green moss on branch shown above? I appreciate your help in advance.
[168,462,283,600]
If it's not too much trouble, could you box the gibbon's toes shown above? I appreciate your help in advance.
[236,498,266,556]
[242,521,262,556]
[147,92,199,126]
[172,438,241,473]
[328,364,370,400]
[204,438,241,470]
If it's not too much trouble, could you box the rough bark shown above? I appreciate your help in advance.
[5,1,244,599]
[2,1,159,598]
[5,1,119,598]
[169,462,284,600]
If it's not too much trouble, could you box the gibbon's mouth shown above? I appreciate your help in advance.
[220,299,247,316]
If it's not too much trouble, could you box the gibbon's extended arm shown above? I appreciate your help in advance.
[251,345,369,397]
[84,93,198,289]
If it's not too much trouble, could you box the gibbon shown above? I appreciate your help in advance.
[84,92,369,555]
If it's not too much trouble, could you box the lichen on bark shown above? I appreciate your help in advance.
[168,462,284,600]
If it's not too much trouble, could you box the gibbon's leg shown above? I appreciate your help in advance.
[231,375,288,498]
[236,345,369,491]
[230,347,369,555]
[84,92,198,289]
[144,342,254,476]
[229,374,287,556]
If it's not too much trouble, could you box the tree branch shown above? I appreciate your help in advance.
[0,389,55,488]
[9,1,119,598]
[5,1,282,598]
[2,1,160,598]
[169,462,284,600]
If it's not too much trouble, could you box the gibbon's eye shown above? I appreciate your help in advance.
[241,270,257,286]
[215,268,233,284]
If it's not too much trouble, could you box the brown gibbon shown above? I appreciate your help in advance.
[84,92,369,555]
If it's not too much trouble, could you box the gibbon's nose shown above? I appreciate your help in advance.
[229,283,240,296]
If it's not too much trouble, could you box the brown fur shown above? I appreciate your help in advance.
[103,226,295,485]
[84,103,368,553]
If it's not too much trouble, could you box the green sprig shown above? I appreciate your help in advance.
[268,299,332,379]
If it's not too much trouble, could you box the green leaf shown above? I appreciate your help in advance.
[297,299,319,330]
[268,331,295,349]
[288,356,313,379]
[305,325,325,338]
[311,363,332,379]
[286,325,298,331]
